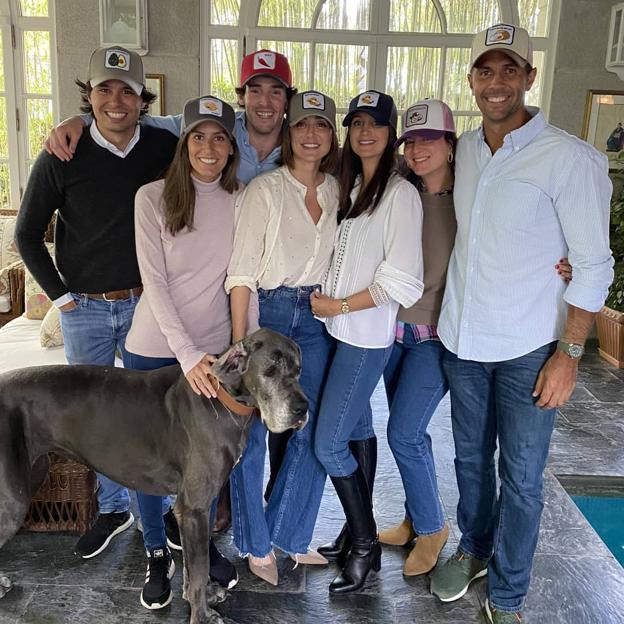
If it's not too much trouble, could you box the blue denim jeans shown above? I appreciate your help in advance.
[124,351,176,551]
[442,342,557,612]
[60,293,139,514]
[315,341,392,478]
[230,285,333,557]
[384,336,448,534]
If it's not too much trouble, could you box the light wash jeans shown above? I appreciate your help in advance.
[230,285,333,557]
[443,342,557,612]
[384,335,448,535]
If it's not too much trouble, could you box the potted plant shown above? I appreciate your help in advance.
[596,173,624,367]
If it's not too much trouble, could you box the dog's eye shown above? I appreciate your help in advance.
[264,366,277,378]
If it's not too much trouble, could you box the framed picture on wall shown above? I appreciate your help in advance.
[582,90,624,171]
[99,0,148,55]
[145,74,165,116]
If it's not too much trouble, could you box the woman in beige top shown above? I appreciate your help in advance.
[225,91,339,585]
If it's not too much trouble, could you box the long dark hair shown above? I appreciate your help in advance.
[162,135,240,235]
[401,132,458,192]
[338,125,398,222]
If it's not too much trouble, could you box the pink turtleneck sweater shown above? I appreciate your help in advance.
[126,175,257,373]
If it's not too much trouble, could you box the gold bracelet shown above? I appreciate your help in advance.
[341,298,350,314]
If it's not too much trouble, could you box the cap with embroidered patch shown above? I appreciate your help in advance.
[287,91,337,131]
[239,49,293,88]
[87,46,144,95]
[470,23,533,70]
[395,99,456,148]
[343,91,398,130]
[181,95,236,139]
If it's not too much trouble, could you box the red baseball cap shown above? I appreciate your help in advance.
[239,49,292,88]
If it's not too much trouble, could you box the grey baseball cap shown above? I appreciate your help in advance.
[287,91,337,131]
[87,46,144,95]
[181,96,236,139]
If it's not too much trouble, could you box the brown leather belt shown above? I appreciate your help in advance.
[84,286,143,301]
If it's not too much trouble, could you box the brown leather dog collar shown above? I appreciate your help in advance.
[208,375,257,418]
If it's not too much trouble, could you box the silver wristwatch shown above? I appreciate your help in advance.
[557,340,584,359]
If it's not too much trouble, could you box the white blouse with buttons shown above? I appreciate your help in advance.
[225,166,339,293]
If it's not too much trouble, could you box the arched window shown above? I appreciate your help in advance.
[0,0,56,211]
[202,0,557,139]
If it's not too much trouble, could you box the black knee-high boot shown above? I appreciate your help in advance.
[328,466,381,594]
[318,437,377,563]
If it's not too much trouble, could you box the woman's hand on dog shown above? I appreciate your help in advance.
[185,354,219,398]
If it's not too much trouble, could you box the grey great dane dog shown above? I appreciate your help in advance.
[0,328,308,624]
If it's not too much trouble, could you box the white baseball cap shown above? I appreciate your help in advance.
[470,23,533,70]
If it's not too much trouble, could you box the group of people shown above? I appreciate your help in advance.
[15,21,613,624]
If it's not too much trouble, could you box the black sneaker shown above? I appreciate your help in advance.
[74,511,134,559]
[209,539,238,589]
[164,509,182,551]
[140,547,175,610]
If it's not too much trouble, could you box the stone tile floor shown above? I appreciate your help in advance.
[1,345,623,623]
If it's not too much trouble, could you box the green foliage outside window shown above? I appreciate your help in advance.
[20,0,48,17]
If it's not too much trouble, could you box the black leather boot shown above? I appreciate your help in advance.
[318,437,377,563]
[328,466,381,594]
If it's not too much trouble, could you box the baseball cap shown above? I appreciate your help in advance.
[87,46,144,95]
[395,99,456,148]
[239,49,292,88]
[470,23,533,70]
[343,91,398,130]
[287,91,337,131]
[180,96,236,140]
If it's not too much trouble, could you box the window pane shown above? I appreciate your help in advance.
[455,115,481,135]
[443,48,479,112]
[211,0,240,25]
[0,35,4,92]
[23,30,51,94]
[518,0,550,37]
[314,44,367,109]
[258,40,310,90]
[20,0,48,17]
[258,0,315,28]
[210,39,238,104]
[26,98,52,159]
[0,96,7,157]
[389,0,441,33]
[317,0,370,30]
[439,0,499,33]
[526,51,545,107]
[386,47,441,111]
[0,162,10,209]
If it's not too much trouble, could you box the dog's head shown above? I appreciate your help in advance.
[211,328,308,433]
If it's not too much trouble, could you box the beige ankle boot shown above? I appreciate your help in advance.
[378,518,417,546]
[403,523,449,576]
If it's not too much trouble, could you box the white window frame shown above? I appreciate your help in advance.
[0,0,58,211]
[201,0,561,121]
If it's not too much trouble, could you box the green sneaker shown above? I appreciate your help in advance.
[429,549,488,602]
[485,598,523,623]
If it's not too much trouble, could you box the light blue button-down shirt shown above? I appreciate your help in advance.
[138,111,282,184]
[438,108,614,362]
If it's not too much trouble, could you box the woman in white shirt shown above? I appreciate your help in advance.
[310,91,424,594]
[225,91,339,585]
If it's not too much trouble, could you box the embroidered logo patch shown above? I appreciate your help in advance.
[405,105,428,128]
[253,51,276,70]
[485,24,515,46]
[105,49,130,71]
[357,92,380,108]
[303,92,325,110]
[153,548,164,558]
[199,97,223,117]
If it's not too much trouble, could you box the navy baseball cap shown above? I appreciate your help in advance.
[343,90,398,130]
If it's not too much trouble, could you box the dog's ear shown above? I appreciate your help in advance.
[211,341,250,384]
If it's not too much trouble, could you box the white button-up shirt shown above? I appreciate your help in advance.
[438,108,614,362]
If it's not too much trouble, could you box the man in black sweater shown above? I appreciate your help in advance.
[15,46,177,570]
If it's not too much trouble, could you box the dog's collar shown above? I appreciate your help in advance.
[209,375,258,418]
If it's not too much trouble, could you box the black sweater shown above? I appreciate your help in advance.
[15,126,177,300]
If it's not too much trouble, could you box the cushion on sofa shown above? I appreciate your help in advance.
[0,216,20,268]
[24,243,55,320]
[40,305,63,348]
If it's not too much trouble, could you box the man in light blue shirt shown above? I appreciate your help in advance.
[430,24,614,624]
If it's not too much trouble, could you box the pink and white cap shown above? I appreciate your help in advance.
[395,99,456,148]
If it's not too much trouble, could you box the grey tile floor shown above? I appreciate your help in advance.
[1,345,623,623]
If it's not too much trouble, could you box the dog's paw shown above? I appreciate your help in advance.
[0,576,13,599]
[205,582,227,606]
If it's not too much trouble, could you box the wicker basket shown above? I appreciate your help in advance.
[23,453,98,533]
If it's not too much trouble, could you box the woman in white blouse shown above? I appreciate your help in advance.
[310,90,424,594]
[225,91,340,585]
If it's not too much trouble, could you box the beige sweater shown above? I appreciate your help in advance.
[397,191,456,326]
